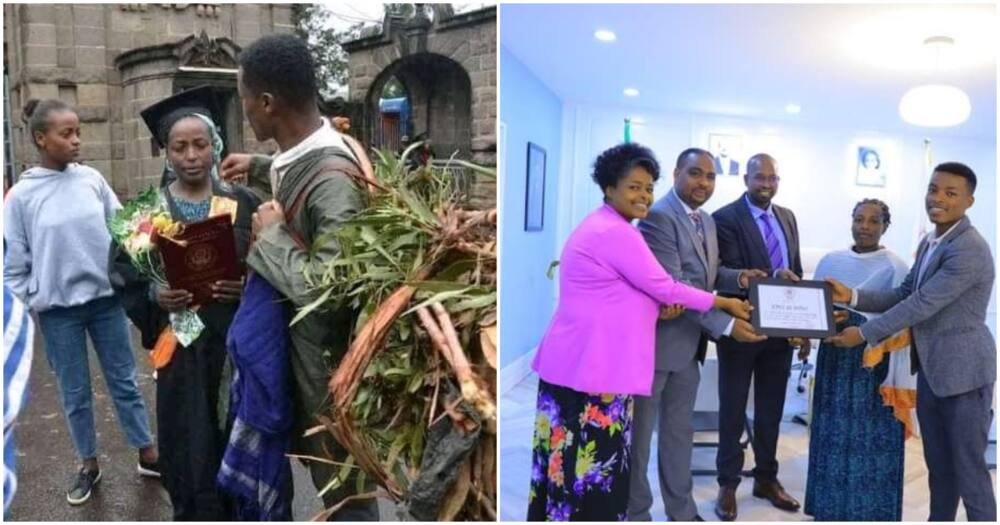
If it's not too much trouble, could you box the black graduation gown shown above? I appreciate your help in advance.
[110,181,259,521]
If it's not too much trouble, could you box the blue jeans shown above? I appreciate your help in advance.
[36,296,154,460]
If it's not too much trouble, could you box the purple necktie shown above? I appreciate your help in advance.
[759,213,784,271]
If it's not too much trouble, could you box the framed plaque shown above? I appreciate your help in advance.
[749,278,835,338]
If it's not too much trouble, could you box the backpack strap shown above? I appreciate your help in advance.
[282,153,368,250]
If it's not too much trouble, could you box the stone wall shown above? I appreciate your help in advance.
[343,6,496,208]
[4,3,294,198]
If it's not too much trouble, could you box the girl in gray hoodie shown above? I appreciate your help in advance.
[3,99,159,506]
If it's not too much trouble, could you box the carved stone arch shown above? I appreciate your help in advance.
[114,30,239,74]
[176,30,239,69]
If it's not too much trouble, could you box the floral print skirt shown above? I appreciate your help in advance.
[527,378,633,521]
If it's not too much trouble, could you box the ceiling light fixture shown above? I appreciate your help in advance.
[785,103,801,115]
[594,29,616,42]
[898,36,971,128]
[623,88,639,97]
[899,85,971,127]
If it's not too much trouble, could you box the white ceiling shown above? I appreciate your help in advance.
[500,3,997,140]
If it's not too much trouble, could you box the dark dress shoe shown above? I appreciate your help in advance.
[752,480,801,512]
[714,486,737,521]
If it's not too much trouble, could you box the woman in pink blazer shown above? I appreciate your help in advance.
[527,143,750,521]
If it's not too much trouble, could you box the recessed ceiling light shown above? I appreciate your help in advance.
[594,29,616,42]
[623,88,640,97]
[785,103,801,114]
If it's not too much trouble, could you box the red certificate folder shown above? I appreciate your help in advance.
[158,214,241,305]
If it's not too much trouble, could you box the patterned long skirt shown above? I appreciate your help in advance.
[804,310,904,521]
[527,378,633,521]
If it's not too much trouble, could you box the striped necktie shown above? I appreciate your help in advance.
[689,212,706,252]
[759,213,784,271]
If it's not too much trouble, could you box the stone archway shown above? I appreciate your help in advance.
[343,6,496,168]
[366,52,471,160]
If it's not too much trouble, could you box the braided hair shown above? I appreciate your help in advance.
[852,198,891,228]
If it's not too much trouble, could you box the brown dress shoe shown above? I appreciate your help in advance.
[752,480,801,512]
[714,486,737,521]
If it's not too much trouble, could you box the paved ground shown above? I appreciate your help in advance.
[6,321,394,521]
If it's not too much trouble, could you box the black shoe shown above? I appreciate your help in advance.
[67,468,101,505]
[137,457,160,478]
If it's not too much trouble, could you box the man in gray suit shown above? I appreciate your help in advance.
[629,148,767,521]
[827,162,996,522]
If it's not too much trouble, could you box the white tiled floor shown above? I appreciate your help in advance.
[499,369,997,521]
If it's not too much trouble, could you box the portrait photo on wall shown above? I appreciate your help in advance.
[856,146,887,187]
[708,133,743,175]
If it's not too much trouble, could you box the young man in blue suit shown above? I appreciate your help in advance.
[827,162,996,522]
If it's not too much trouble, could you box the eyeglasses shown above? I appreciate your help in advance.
[751,175,780,184]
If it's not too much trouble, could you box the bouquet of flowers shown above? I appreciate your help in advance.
[108,187,205,347]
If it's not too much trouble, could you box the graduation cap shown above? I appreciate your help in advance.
[140,85,224,148]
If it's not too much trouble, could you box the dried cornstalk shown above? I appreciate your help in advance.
[479,434,496,503]
[309,491,380,522]
[415,304,497,429]
[326,265,436,501]
[471,486,496,520]
[479,324,497,369]
[438,459,472,521]
[313,148,496,519]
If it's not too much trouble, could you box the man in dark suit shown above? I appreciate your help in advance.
[711,153,804,521]
[629,149,767,521]
[827,162,996,521]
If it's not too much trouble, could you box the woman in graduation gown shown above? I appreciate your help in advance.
[111,86,260,520]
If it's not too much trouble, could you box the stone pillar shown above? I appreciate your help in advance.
[119,55,177,195]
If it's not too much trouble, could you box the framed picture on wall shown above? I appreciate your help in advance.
[856,146,886,187]
[708,133,743,175]
[525,142,546,231]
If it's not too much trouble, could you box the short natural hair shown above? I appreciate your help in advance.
[592,143,660,192]
[238,34,317,111]
[21,98,75,148]
[934,161,977,194]
[675,147,713,169]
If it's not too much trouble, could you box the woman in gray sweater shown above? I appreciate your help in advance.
[3,99,159,506]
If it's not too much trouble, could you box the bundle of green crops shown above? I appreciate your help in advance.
[299,144,497,520]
